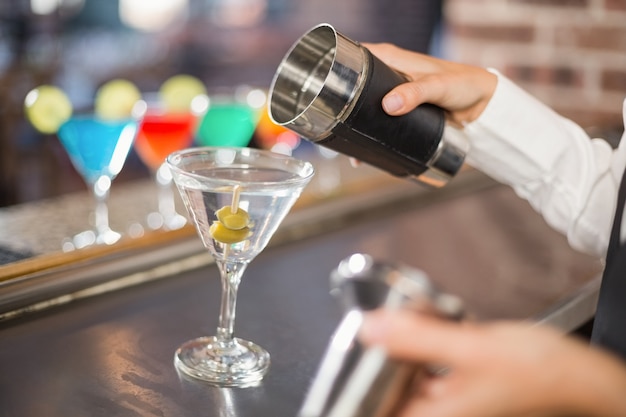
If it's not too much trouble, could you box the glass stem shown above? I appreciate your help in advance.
[215,260,249,345]
[156,164,176,219]
[93,176,112,234]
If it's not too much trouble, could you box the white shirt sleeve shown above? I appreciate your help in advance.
[458,71,626,258]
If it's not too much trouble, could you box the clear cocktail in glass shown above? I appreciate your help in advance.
[167,146,314,386]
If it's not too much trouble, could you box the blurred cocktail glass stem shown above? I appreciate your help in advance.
[147,162,187,230]
[93,175,118,243]
[134,95,208,230]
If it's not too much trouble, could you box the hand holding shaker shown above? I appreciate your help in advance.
[298,253,463,417]
[268,24,468,187]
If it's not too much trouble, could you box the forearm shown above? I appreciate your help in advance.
[462,72,616,257]
[368,42,620,256]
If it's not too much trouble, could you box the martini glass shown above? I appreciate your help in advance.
[134,94,207,230]
[58,113,138,249]
[167,147,314,386]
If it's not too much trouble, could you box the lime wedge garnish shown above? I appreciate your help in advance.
[95,79,142,120]
[24,85,73,134]
[159,74,207,112]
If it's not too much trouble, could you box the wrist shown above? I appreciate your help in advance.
[449,68,497,127]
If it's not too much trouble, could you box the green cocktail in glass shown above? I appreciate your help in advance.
[196,87,264,148]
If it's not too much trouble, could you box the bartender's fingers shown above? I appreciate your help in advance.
[360,310,486,365]
[362,43,440,75]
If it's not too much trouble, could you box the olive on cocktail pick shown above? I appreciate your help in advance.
[209,185,252,244]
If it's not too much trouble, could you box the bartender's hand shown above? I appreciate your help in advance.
[363,43,497,127]
[360,310,626,417]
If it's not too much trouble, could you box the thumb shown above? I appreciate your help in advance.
[382,75,448,116]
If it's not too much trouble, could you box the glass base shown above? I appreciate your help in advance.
[174,336,270,387]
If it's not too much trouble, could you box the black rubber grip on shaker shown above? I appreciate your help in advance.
[317,49,445,178]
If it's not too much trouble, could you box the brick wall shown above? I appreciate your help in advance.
[443,0,626,136]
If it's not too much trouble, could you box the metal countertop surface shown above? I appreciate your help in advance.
[0,184,603,417]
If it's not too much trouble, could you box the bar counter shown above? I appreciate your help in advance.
[0,160,604,416]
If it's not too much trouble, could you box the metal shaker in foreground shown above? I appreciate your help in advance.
[298,254,463,417]
[269,24,468,187]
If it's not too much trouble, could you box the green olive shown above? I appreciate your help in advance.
[209,221,251,244]
[215,206,250,230]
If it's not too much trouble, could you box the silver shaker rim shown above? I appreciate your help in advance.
[268,23,367,140]
[331,253,464,319]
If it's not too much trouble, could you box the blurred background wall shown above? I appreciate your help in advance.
[0,0,624,208]
[444,0,626,136]
[0,0,444,207]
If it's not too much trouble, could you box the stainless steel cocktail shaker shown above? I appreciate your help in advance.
[268,24,468,187]
[298,254,463,417]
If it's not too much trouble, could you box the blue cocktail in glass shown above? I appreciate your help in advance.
[58,115,138,249]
